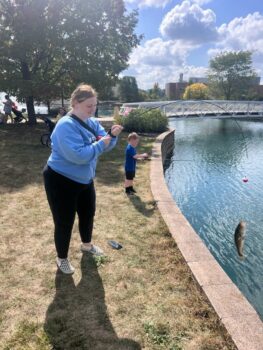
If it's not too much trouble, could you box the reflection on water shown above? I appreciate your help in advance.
[165,118,263,319]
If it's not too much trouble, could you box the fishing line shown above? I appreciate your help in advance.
[126,99,230,119]
[231,118,249,182]
[165,159,195,162]
[232,119,249,159]
[127,100,251,179]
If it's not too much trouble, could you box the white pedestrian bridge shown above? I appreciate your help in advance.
[120,100,263,118]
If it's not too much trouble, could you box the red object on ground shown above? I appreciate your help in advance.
[242,177,248,183]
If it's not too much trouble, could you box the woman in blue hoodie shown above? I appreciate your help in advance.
[43,84,123,274]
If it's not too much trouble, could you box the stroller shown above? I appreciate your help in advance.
[40,117,56,148]
[12,107,27,123]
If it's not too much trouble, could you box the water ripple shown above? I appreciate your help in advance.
[165,118,263,319]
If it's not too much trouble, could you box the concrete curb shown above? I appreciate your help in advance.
[150,129,263,350]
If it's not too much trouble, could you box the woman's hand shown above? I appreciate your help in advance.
[110,125,123,137]
[101,135,112,146]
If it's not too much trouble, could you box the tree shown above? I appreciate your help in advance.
[138,89,148,101]
[208,51,257,100]
[183,83,209,100]
[0,0,141,123]
[119,76,139,102]
[148,83,165,100]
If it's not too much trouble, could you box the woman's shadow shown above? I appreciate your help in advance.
[44,254,141,350]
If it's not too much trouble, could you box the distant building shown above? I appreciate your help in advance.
[189,77,208,84]
[253,85,263,99]
[165,82,188,99]
[165,73,188,99]
[251,76,261,85]
[179,73,184,83]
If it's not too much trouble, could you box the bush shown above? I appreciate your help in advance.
[115,108,168,133]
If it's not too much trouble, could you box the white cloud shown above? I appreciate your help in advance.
[191,0,213,5]
[160,0,218,44]
[124,0,212,8]
[207,47,220,58]
[121,1,214,89]
[124,63,208,90]
[129,38,193,67]
[208,12,263,76]
[124,38,207,89]
[125,0,171,8]
[217,12,263,54]
[122,4,263,89]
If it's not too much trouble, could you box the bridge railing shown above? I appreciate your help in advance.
[120,100,263,117]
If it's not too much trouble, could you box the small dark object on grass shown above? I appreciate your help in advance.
[108,240,123,250]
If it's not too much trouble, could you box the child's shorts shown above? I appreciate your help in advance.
[125,171,135,180]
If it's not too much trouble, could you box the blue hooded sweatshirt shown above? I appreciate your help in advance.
[47,115,117,184]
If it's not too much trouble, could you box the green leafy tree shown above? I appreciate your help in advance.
[183,83,209,100]
[0,0,141,123]
[138,89,148,101]
[208,51,257,100]
[119,76,139,102]
[148,83,165,100]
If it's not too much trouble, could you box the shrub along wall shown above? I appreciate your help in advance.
[115,108,168,133]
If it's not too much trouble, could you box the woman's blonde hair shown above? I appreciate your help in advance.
[70,84,97,107]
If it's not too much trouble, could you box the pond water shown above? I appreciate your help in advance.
[165,117,263,319]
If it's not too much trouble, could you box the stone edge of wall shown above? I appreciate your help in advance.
[150,129,263,350]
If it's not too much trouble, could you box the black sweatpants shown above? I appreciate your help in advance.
[43,165,96,259]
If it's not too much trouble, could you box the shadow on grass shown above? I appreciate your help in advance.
[44,254,141,350]
[127,194,156,217]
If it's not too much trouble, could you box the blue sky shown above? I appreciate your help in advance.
[123,0,263,89]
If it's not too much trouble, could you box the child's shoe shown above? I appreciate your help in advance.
[125,187,133,195]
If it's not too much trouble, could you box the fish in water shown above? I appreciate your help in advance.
[234,221,246,258]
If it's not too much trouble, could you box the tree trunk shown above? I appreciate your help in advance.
[26,96,36,124]
[21,61,36,124]
[47,100,51,114]
[61,83,64,107]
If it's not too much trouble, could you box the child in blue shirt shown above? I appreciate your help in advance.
[124,132,148,195]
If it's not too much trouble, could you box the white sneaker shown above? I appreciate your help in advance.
[80,244,104,256]
[56,257,75,274]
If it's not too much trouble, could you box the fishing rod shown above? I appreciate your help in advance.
[124,99,231,118]
[130,100,250,180]
[130,99,249,158]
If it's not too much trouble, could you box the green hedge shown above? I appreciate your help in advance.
[115,108,168,133]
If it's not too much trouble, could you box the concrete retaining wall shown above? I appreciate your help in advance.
[150,129,263,350]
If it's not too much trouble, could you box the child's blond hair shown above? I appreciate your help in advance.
[128,132,139,141]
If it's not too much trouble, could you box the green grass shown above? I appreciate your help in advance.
[0,123,236,350]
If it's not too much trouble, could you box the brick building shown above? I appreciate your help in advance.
[165,82,188,100]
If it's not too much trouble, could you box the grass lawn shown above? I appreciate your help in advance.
[0,123,236,350]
